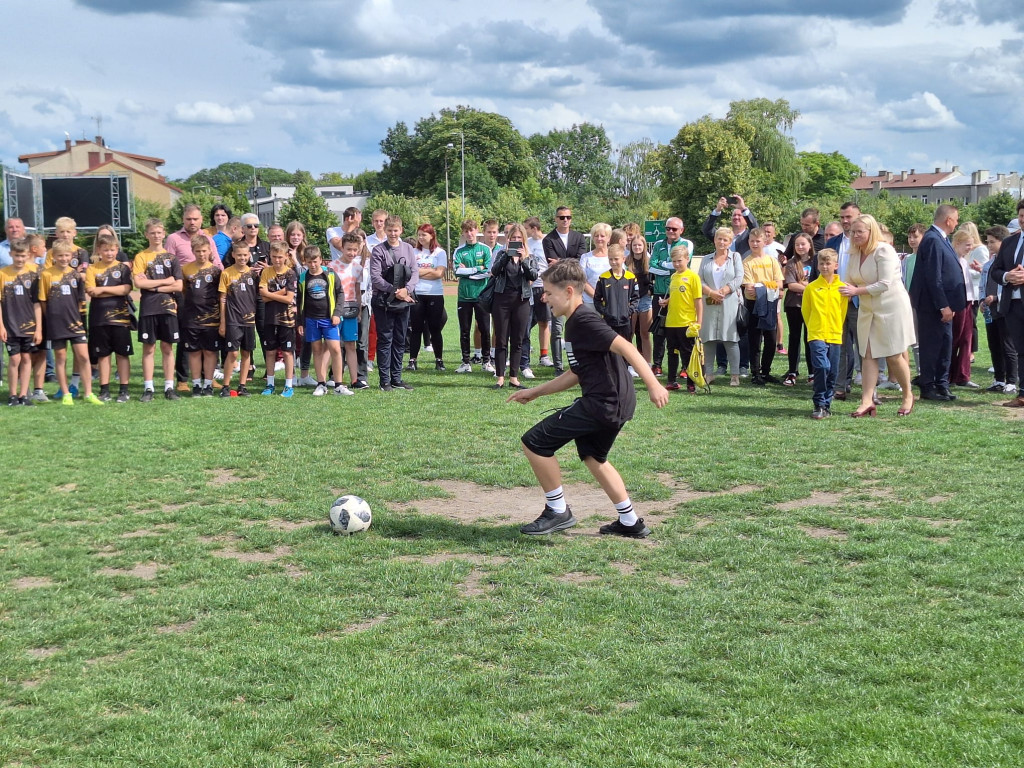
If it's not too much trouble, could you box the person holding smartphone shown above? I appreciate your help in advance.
[489,222,538,390]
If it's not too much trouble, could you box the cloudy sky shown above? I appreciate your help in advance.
[2,0,1022,184]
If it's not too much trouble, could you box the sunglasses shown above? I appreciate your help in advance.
[558,215,572,221]
[244,223,259,229]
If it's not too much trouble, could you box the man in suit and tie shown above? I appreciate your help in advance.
[986,199,1024,406]
[542,206,586,374]
[909,204,964,401]
[702,195,758,256]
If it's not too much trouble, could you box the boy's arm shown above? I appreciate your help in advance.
[218,295,227,335]
[610,335,669,408]
[507,368,580,403]
[33,303,43,344]
[0,301,6,342]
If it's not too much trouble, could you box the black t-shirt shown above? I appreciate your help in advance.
[564,304,636,426]
[303,271,331,320]
[182,263,222,329]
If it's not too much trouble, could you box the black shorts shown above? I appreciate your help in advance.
[261,325,296,351]
[89,325,134,362]
[224,325,256,352]
[6,337,37,355]
[531,287,550,325]
[521,399,623,463]
[138,315,180,345]
[47,335,88,351]
[182,327,222,352]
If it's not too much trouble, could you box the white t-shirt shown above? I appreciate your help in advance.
[330,258,363,305]
[326,226,345,261]
[413,247,447,296]
[580,250,610,304]
[528,237,547,288]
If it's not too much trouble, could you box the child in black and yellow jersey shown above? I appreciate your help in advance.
[133,218,183,402]
[218,241,256,397]
[39,241,101,405]
[181,235,222,397]
[258,241,298,397]
[85,234,134,402]
[0,239,42,405]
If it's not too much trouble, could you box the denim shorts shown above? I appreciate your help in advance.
[637,295,653,313]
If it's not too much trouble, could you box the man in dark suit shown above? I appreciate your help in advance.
[701,194,758,256]
[909,204,964,401]
[782,207,827,263]
[986,199,1024,406]
[542,206,586,373]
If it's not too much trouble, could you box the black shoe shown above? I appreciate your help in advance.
[141,389,155,403]
[351,380,370,390]
[471,354,483,364]
[598,518,651,539]
[7,396,18,406]
[164,388,180,401]
[911,375,921,387]
[19,396,33,406]
[938,386,957,401]
[811,407,826,420]
[202,385,214,397]
[520,505,577,535]
[920,387,951,401]
[237,385,251,397]
[98,391,112,402]
[219,386,232,398]
[763,374,782,384]
[379,383,393,391]
[393,381,414,391]
[117,390,130,403]
[751,376,766,386]
[192,384,202,397]
[435,360,445,371]
[406,359,418,371]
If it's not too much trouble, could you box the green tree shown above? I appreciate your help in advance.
[798,151,861,198]
[529,123,615,201]
[726,98,802,207]
[291,169,315,186]
[122,196,170,256]
[175,162,295,192]
[661,116,757,252]
[362,193,435,238]
[969,191,1018,232]
[167,189,221,234]
[317,171,352,186]
[277,183,338,254]
[351,169,381,193]
[429,197,485,266]
[614,139,663,200]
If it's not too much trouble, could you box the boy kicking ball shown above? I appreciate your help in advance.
[508,259,668,538]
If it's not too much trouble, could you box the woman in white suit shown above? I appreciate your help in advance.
[841,214,916,417]
[697,227,744,386]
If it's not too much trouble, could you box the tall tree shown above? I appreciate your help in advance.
[614,139,663,199]
[798,151,860,198]
[277,183,338,254]
[529,123,615,201]
[726,98,802,205]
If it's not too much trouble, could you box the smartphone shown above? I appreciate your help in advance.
[727,195,739,206]
[508,241,524,254]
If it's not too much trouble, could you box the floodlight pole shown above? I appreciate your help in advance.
[444,145,452,270]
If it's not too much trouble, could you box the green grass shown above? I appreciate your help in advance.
[2,299,1023,767]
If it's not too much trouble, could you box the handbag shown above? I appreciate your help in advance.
[476,276,496,314]
[735,300,749,336]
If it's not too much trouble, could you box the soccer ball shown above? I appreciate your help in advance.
[329,495,372,535]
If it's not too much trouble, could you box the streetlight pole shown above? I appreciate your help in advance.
[455,130,465,218]
[444,145,452,275]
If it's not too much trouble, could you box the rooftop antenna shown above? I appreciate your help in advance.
[93,114,103,141]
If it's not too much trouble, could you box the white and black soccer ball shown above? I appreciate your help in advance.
[329,495,372,535]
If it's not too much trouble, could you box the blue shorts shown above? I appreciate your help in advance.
[305,317,340,342]
[637,295,653,313]
[340,316,358,342]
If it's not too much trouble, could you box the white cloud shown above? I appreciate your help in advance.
[878,92,962,131]
[170,101,255,125]
[263,86,345,106]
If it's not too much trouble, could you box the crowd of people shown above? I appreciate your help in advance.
[0,194,1019,418]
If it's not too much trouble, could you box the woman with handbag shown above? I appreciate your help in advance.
[697,227,744,386]
[406,224,448,371]
[490,222,538,389]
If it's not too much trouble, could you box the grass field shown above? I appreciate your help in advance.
[2,298,1023,767]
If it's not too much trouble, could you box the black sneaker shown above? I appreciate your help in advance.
[751,376,766,387]
[19,396,33,407]
[351,380,370,390]
[202,385,215,397]
[763,374,782,384]
[98,390,112,402]
[117,390,130,403]
[237,385,251,397]
[192,384,202,397]
[164,388,180,401]
[520,505,577,535]
[379,383,393,392]
[598,518,651,539]
[471,354,483,364]
[393,381,414,391]
[7,396,18,406]
[140,389,155,403]
[219,385,232,398]
[406,359,418,371]
[435,360,445,371]
[811,407,826,420]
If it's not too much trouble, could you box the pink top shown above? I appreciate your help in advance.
[165,229,223,267]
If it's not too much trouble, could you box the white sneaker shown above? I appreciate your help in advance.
[989,366,996,373]
[877,381,902,391]
[333,384,354,396]
[854,372,863,385]
[1005,383,1018,394]
[627,365,639,378]
[213,368,224,381]
[482,361,496,374]
[367,361,374,372]
[521,367,535,380]
[424,344,432,353]
[312,384,327,396]
[539,354,553,367]
[233,362,241,374]
[31,390,49,403]
[298,375,317,387]
[456,362,472,373]
[326,379,335,388]
[274,361,285,372]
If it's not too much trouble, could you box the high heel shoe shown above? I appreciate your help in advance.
[850,404,877,418]
[897,401,914,417]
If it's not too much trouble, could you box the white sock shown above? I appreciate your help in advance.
[267,376,275,387]
[545,486,566,513]
[285,378,293,387]
[70,373,81,387]
[203,379,212,388]
[144,380,154,391]
[615,499,638,526]
[164,379,174,391]
[192,378,201,387]
[473,348,481,357]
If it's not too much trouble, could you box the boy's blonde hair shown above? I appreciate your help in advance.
[607,243,625,260]
[54,216,76,232]
[269,241,289,257]
[51,240,74,256]
[817,248,838,265]
[145,217,164,232]
[670,243,690,261]
[25,234,46,249]
[190,234,211,253]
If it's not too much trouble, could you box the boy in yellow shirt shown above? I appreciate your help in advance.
[660,243,703,392]
[801,248,849,419]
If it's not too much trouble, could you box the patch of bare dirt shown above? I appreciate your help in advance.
[197,534,239,544]
[616,701,639,711]
[929,536,951,544]
[11,577,54,589]
[156,620,196,634]
[98,563,161,580]
[854,517,882,525]
[85,651,132,666]
[693,517,715,528]
[563,571,602,584]
[610,562,636,576]
[26,647,59,659]
[212,545,292,563]
[20,679,41,689]
[56,483,77,492]
[340,614,391,633]
[254,519,318,531]
[925,494,951,504]
[394,553,509,566]
[775,491,846,511]
[121,524,176,539]
[660,576,690,587]
[208,468,243,487]
[919,518,962,527]
[161,503,188,513]
[798,526,849,541]
[93,547,123,558]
